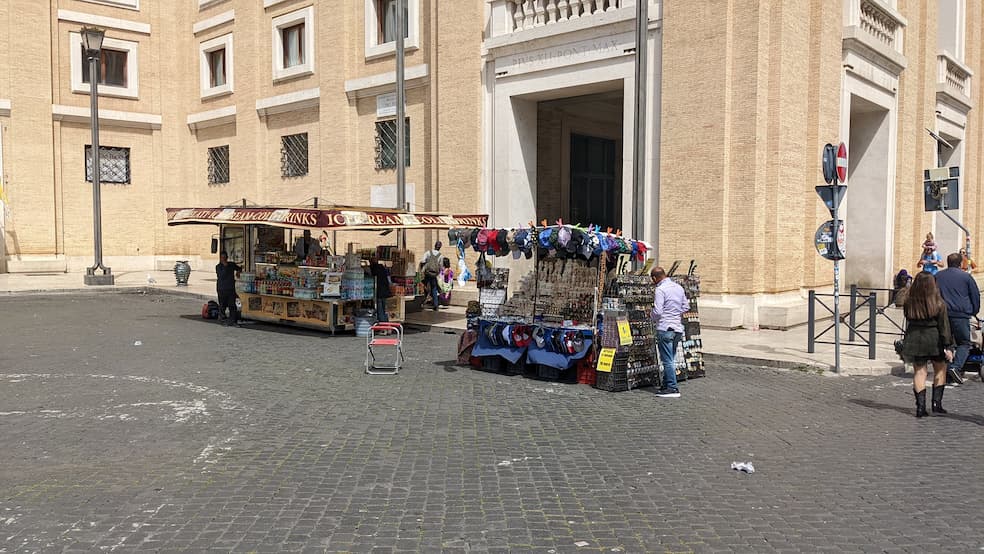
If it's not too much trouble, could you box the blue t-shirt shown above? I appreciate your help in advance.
[921,252,942,275]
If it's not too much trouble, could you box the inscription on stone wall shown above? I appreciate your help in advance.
[494,33,635,77]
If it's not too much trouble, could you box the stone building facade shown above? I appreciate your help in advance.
[0,0,483,273]
[658,0,982,327]
[3,0,984,331]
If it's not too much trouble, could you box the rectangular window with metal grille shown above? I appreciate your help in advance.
[374,118,410,169]
[85,145,130,184]
[281,133,309,177]
[208,145,230,185]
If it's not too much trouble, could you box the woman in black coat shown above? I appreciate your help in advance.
[897,272,954,417]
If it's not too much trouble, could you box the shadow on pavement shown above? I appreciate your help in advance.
[177,314,430,338]
[849,398,984,426]
[433,359,460,373]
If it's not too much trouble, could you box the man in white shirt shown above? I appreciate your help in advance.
[651,266,688,398]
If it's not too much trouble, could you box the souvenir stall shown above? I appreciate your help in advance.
[453,224,706,391]
[165,205,487,333]
[453,224,654,385]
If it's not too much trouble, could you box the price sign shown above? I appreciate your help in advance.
[617,319,633,346]
[596,348,616,373]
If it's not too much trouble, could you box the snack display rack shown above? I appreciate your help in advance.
[236,255,371,334]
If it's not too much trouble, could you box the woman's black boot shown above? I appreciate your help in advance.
[914,388,928,418]
[932,385,948,414]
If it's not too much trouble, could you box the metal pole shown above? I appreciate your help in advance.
[85,49,112,285]
[848,283,857,341]
[807,289,816,353]
[868,292,877,360]
[632,0,648,244]
[832,174,841,373]
[395,0,407,251]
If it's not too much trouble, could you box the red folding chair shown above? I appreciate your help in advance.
[366,322,404,375]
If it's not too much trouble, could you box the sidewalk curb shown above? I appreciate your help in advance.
[703,352,901,376]
[1,285,214,302]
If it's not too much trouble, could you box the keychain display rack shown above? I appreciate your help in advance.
[669,260,705,380]
[595,274,660,392]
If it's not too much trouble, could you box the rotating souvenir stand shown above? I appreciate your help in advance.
[594,274,660,392]
[669,261,705,380]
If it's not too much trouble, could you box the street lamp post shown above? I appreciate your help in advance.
[81,26,113,285]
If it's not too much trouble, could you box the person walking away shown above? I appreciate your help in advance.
[651,266,688,398]
[369,255,393,322]
[935,252,980,385]
[897,272,954,417]
[215,251,242,327]
[959,248,976,272]
[917,243,943,275]
[437,257,455,306]
[420,241,443,311]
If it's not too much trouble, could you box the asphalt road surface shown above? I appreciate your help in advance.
[1,293,983,553]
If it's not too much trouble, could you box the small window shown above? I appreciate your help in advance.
[81,47,128,87]
[199,34,233,98]
[376,0,408,44]
[72,32,139,99]
[208,48,226,88]
[282,23,305,68]
[374,118,410,169]
[208,145,230,185]
[281,133,309,177]
[272,7,314,81]
[85,145,131,184]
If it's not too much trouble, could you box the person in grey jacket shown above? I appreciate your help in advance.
[935,252,981,384]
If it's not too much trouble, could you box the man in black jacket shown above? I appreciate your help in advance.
[216,251,242,327]
[935,252,981,384]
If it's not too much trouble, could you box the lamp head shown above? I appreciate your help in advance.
[80,26,105,54]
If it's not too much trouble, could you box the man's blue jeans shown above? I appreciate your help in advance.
[949,316,971,372]
[657,329,683,391]
[376,297,389,322]
[424,275,440,308]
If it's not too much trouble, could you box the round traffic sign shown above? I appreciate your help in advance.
[836,142,848,182]
[814,219,846,261]
[822,143,836,184]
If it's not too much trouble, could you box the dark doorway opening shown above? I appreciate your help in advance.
[570,133,619,229]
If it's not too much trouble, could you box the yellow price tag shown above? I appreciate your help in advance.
[617,319,633,346]
[596,348,616,372]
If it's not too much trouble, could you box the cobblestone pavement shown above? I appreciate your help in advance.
[1,293,983,553]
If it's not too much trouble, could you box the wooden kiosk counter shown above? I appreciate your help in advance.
[166,204,487,333]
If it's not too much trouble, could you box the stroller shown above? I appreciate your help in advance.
[961,317,984,382]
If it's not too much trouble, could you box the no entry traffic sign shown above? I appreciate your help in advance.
[836,142,848,183]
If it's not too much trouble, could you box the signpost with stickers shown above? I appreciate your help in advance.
[815,142,848,373]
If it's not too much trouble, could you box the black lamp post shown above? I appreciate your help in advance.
[81,26,114,285]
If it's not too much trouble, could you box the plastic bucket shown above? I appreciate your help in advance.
[354,310,373,338]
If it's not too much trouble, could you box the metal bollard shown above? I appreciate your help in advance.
[807,290,816,353]
[868,292,877,360]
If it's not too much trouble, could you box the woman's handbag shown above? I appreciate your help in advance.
[894,338,905,359]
